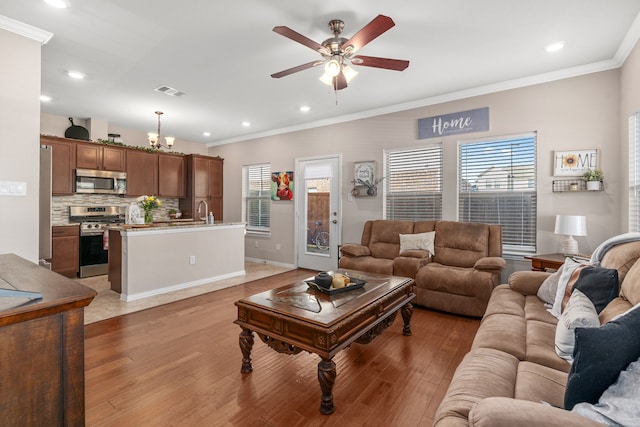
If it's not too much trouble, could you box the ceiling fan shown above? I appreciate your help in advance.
[271,14,409,90]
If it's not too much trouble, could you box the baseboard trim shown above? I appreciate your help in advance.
[120,269,246,302]
[245,257,296,269]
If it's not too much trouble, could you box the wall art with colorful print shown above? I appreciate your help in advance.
[271,171,294,201]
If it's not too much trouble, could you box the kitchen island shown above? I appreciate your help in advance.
[108,221,245,301]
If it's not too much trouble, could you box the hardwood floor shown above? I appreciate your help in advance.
[84,270,480,426]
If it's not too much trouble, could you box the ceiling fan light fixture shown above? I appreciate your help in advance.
[342,65,358,83]
[319,72,334,87]
[324,58,341,77]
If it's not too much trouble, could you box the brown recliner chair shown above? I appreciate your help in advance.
[414,221,505,317]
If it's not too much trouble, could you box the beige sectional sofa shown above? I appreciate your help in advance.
[339,220,505,317]
[434,240,640,426]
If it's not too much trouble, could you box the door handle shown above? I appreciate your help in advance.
[332,219,337,224]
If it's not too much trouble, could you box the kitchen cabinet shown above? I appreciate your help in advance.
[52,225,79,278]
[42,136,76,195]
[180,155,223,221]
[76,142,126,171]
[158,154,186,198]
[126,149,158,196]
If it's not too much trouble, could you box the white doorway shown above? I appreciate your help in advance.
[295,155,341,271]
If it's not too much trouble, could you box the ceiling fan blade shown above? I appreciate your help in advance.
[351,55,409,71]
[343,15,395,54]
[271,60,324,78]
[333,71,348,90]
[273,26,330,55]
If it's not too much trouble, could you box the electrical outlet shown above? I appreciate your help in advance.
[255,241,259,248]
[275,243,281,251]
[189,255,196,264]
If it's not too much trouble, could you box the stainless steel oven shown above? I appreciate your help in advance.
[70,206,123,278]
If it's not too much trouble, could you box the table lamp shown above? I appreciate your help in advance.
[554,215,587,255]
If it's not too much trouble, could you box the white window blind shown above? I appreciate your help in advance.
[458,134,537,255]
[384,145,443,221]
[630,112,640,232]
[242,164,271,234]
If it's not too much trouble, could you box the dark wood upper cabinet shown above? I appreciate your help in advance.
[76,142,126,171]
[126,149,158,196]
[42,136,77,195]
[158,154,186,198]
[180,155,223,221]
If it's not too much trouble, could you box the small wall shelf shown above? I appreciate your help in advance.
[552,179,603,192]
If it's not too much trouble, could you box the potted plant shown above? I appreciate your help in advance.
[583,168,604,191]
[168,209,178,219]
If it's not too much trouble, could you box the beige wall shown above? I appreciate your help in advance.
[40,113,209,155]
[215,69,625,265]
[0,29,41,262]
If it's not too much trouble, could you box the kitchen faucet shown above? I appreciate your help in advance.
[197,200,208,221]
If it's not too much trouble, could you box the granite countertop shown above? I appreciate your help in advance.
[109,221,245,232]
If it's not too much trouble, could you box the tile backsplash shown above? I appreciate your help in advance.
[52,194,180,224]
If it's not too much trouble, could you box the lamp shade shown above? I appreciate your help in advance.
[554,215,587,236]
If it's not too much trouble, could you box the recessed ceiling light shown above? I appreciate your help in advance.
[242,121,251,127]
[67,70,85,79]
[43,0,70,9]
[545,41,566,53]
[40,95,52,102]
[299,105,311,113]
[203,132,211,137]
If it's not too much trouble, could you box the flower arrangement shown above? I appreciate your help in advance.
[137,195,162,223]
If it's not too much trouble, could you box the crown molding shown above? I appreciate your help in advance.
[209,59,622,147]
[0,15,53,45]
[615,11,640,64]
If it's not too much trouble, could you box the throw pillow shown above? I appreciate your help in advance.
[537,264,565,305]
[564,304,640,410]
[399,232,435,256]
[572,357,640,425]
[549,257,588,318]
[554,290,599,361]
[572,266,619,313]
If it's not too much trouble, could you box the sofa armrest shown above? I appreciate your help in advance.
[399,249,430,259]
[469,398,602,427]
[473,257,506,271]
[508,270,552,295]
[340,244,371,257]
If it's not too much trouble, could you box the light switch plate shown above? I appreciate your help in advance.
[0,181,27,196]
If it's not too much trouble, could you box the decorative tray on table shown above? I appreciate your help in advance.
[305,277,366,295]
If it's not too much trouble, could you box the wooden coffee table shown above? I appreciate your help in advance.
[234,269,415,415]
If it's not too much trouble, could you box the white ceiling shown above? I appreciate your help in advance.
[2,1,640,146]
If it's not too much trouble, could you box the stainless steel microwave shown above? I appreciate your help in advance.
[75,169,127,194]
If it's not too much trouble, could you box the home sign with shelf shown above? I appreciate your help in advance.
[552,179,603,192]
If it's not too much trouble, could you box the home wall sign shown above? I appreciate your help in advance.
[553,149,598,176]
[418,107,490,139]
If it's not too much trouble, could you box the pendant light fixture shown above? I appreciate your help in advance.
[147,111,175,150]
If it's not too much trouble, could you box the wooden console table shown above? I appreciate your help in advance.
[0,254,96,426]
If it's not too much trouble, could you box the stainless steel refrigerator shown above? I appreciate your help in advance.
[39,145,52,269]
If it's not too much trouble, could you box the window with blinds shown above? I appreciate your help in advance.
[384,145,443,221]
[630,112,640,232]
[242,164,271,234]
[458,134,537,255]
